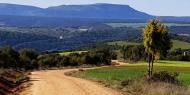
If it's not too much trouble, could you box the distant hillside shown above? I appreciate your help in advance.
[46,3,152,19]
[0,3,43,16]
[0,3,190,27]
[0,3,152,19]
[0,26,141,51]
[0,15,151,27]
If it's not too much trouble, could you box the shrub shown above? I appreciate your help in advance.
[150,71,179,84]
[121,79,133,86]
[123,79,189,95]
[0,47,20,69]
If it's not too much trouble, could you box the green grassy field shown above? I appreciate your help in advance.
[77,60,190,86]
[172,40,190,50]
[107,41,141,46]
[59,51,87,55]
[107,40,190,50]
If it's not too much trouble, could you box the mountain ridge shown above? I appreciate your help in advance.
[0,3,190,27]
[0,3,153,19]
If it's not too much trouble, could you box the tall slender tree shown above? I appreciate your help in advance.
[143,19,172,77]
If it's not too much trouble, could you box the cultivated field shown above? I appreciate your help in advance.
[76,60,190,85]
[107,41,140,46]
[172,40,190,50]
[59,51,87,55]
[107,40,190,50]
[74,60,190,95]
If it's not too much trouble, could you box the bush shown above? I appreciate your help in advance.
[19,48,39,70]
[150,71,179,84]
[121,79,133,86]
[0,47,20,69]
[123,79,189,95]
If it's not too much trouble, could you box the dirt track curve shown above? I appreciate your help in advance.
[23,69,122,95]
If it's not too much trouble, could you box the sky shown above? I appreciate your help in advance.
[0,0,189,16]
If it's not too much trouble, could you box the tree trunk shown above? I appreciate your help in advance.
[148,54,151,78]
[150,54,154,76]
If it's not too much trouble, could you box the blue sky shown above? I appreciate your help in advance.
[0,0,189,16]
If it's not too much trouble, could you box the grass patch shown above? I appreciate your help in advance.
[107,41,141,46]
[172,40,190,50]
[72,60,190,95]
[78,67,144,80]
[106,40,190,50]
[76,60,190,86]
[59,51,87,55]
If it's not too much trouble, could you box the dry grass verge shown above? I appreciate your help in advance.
[122,79,190,95]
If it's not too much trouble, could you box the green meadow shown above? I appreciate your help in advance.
[59,51,87,55]
[172,40,190,50]
[107,40,190,50]
[77,60,190,86]
[107,41,141,46]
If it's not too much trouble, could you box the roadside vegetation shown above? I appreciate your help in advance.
[0,46,115,95]
[0,47,115,70]
[72,61,190,95]
[75,61,190,84]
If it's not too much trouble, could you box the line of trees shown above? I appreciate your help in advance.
[0,47,38,70]
[37,48,113,69]
[167,49,190,61]
[0,47,115,70]
[121,45,190,62]
[121,45,146,62]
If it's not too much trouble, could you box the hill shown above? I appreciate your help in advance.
[0,3,152,19]
[0,3,190,27]
[46,3,152,19]
[0,3,153,27]
[0,3,43,16]
[0,26,141,51]
[0,24,189,52]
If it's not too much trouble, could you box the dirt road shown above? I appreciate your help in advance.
[25,69,122,95]
[112,60,128,66]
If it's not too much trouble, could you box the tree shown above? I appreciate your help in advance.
[19,48,38,60]
[121,45,146,62]
[0,47,20,69]
[19,48,38,70]
[143,19,172,77]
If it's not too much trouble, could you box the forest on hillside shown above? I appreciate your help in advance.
[0,23,190,52]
